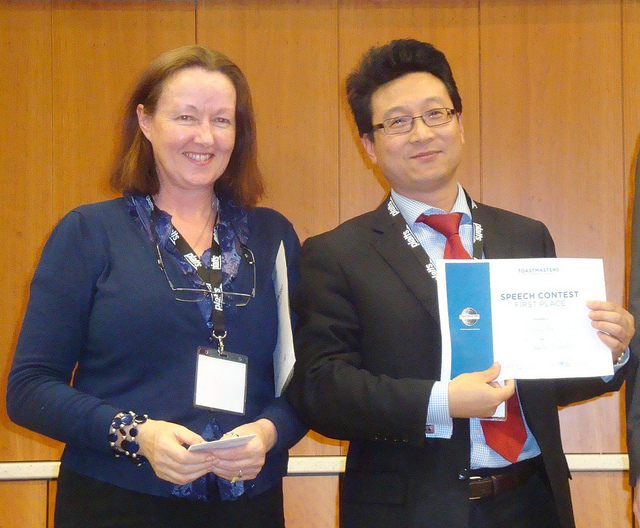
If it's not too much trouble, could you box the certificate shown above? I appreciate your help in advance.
[272,241,295,397]
[436,258,613,380]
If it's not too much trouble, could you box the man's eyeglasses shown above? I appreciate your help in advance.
[155,244,256,306]
[372,108,456,136]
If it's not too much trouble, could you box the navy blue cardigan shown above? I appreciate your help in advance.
[7,197,306,498]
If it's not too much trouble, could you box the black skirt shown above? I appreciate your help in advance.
[54,466,285,528]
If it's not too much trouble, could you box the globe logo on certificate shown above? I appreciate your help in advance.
[459,307,480,327]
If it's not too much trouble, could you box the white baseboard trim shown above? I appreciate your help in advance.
[565,453,629,471]
[0,461,60,481]
[0,454,630,481]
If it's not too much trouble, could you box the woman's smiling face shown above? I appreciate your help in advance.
[137,67,237,195]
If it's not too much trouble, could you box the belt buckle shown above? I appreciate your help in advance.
[469,475,492,500]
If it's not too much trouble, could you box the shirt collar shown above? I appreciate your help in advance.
[390,183,472,227]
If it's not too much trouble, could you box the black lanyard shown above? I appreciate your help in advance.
[386,193,484,282]
[150,200,227,350]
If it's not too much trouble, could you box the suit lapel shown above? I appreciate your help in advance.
[469,202,506,259]
[365,194,507,324]
[367,198,441,324]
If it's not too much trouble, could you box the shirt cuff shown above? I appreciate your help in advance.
[425,381,453,439]
[614,347,630,368]
[602,347,630,382]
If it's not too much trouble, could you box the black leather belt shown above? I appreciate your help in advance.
[469,456,543,500]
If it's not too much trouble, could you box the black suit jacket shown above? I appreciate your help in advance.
[287,196,632,528]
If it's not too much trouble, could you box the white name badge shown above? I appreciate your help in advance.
[194,346,248,415]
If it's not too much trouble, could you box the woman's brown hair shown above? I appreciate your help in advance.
[110,45,263,208]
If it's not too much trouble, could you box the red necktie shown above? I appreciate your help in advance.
[417,212,527,464]
[416,212,469,259]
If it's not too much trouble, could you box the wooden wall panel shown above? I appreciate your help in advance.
[48,480,56,528]
[337,0,480,223]
[196,4,342,524]
[1,3,197,527]
[283,475,339,528]
[0,0,59,463]
[0,1,53,456]
[197,0,340,242]
[1,1,637,527]
[570,472,632,528]
[480,1,630,524]
[624,0,640,194]
[0,481,49,528]
[51,0,196,217]
[197,0,341,445]
[480,0,625,446]
[624,0,640,306]
[0,5,56,525]
[623,0,640,519]
[479,0,624,294]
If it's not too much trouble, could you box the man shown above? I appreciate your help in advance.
[286,39,635,528]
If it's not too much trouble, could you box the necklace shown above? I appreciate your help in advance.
[192,205,216,250]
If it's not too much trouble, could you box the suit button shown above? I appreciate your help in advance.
[458,468,469,480]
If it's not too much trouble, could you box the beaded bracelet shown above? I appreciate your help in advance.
[108,411,149,467]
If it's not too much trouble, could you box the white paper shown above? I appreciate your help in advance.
[188,434,256,452]
[272,241,295,396]
[437,258,613,380]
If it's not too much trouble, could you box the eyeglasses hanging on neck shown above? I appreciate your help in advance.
[154,243,256,306]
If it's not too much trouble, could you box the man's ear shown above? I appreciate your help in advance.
[457,112,465,146]
[136,104,152,141]
[361,133,378,165]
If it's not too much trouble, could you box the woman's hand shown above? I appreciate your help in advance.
[135,418,218,486]
[207,419,278,483]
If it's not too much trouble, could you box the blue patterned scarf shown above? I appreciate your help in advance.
[126,193,248,501]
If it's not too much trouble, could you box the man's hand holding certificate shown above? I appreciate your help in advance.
[436,258,616,381]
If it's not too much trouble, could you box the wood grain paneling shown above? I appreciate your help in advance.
[48,480,56,528]
[51,0,196,216]
[338,0,480,223]
[196,5,343,523]
[481,2,630,523]
[624,0,640,303]
[570,471,632,528]
[623,0,640,194]
[0,0,60,464]
[1,1,637,527]
[0,5,58,524]
[0,481,49,528]
[197,0,340,242]
[196,1,344,484]
[1,3,197,526]
[480,0,624,289]
[623,0,640,522]
[283,475,340,528]
[480,0,626,451]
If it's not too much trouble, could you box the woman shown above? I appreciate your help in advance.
[7,45,306,527]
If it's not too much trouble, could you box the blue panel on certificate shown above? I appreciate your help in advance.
[445,262,494,377]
